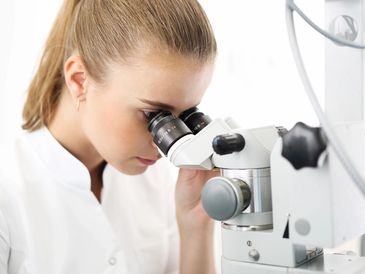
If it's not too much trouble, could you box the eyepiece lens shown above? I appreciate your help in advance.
[146,111,192,156]
[144,111,160,123]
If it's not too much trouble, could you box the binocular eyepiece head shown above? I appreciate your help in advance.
[178,107,212,135]
[145,107,211,156]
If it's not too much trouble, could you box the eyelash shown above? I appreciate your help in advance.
[143,109,162,115]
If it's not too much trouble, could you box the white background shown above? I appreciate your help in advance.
[0,0,325,272]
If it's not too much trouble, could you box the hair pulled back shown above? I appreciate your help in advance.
[22,0,217,131]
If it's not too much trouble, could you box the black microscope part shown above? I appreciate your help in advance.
[146,111,192,156]
[179,107,212,134]
[212,133,246,155]
[146,111,171,132]
[281,122,328,169]
[144,111,160,124]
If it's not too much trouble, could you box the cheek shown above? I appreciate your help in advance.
[82,99,151,159]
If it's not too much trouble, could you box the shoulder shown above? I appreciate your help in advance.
[0,141,18,185]
[0,131,30,186]
[0,132,35,195]
[0,140,25,216]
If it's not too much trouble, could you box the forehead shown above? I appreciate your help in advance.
[105,51,215,111]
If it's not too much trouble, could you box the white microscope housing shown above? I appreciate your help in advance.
[146,105,365,273]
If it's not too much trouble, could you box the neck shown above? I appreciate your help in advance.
[47,89,104,174]
[90,161,107,202]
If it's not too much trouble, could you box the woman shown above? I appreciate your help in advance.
[0,0,217,273]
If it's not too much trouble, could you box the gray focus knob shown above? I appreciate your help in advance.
[201,177,251,221]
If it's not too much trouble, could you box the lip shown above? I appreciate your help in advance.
[136,157,159,166]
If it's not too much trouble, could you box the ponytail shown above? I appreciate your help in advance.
[22,0,81,131]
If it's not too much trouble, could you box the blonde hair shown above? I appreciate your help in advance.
[22,0,217,131]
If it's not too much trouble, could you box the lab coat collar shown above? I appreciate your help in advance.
[25,127,91,190]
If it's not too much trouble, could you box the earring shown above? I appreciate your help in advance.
[76,99,81,112]
[76,93,87,112]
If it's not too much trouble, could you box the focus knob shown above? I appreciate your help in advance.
[212,133,245,155]
[201,177,251,221]
[281,122,327,170]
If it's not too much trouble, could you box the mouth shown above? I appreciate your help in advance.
[136,156,159,166]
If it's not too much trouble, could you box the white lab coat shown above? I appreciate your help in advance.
[0,127,179,274]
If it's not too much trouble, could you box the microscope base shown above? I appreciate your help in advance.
[222,253,365,274]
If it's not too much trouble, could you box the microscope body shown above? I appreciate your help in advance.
[221,121,365,274]
[211,126,317,269]
[158,113,322,268]
[148,108,365,273]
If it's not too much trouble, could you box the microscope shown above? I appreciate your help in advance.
[146,1,365,273]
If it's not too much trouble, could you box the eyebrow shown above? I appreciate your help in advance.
[139,98,175,111]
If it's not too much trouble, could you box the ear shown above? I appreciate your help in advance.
[64,55,87,104]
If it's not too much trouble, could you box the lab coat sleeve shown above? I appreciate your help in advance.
[0,201,10,273]
[164,165,180,274]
